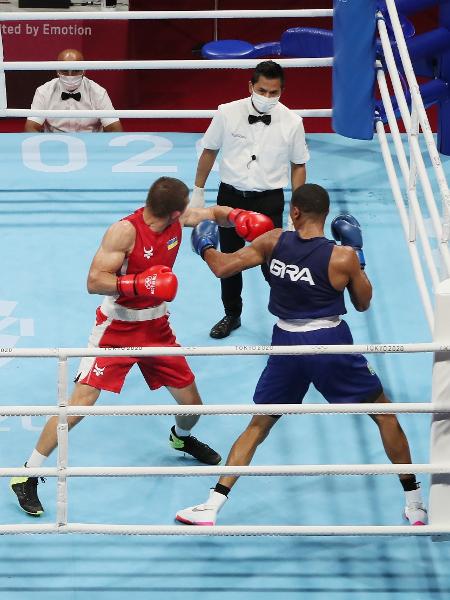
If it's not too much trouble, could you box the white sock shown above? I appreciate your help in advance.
[26,449,47,468]
[175,425,191,438]
[405,488,423,506]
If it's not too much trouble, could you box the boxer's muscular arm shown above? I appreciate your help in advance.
[329,246,372,312]
[182,207,274,235]
[87,220,135,295]
[347,260,372,311]
[181,205,233,228]
[203,229,282,278]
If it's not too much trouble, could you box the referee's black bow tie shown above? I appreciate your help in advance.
[248,114,271,125]
[61,91,81,101]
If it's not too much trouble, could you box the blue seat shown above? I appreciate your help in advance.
[201,27,333,60]
[280,27,333,57]
[200,15,414,62]
[201,40,280,60]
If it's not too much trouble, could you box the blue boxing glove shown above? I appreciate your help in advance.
[330,214,366,269]
[191,220,219,259]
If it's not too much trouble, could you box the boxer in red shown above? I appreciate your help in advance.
[10,176,273,516]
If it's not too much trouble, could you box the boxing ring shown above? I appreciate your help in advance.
[1,2,450,598]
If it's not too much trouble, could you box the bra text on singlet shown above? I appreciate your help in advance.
[269,259,315,285]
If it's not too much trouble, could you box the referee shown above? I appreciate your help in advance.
[191,61,310,339]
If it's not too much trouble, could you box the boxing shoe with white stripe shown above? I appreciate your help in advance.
[176,489,227,526]
[404,502,428,526]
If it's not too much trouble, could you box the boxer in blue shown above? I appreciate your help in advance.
[176,183,427,527]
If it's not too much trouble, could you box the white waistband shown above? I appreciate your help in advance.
[100,297,167,322]
[277,316,341,332]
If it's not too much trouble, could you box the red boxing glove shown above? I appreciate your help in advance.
[117,265,178,301]
[228,208,274,242]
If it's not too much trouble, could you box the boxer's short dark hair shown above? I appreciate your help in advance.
[291,184,330,215]
[146,177,189,217]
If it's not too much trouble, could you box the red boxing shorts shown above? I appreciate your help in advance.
[76,307,195,393]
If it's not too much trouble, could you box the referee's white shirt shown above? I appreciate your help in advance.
[28,77,119,133]
[201,96,310,192]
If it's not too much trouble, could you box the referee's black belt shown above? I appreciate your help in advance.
[221,182,282,199]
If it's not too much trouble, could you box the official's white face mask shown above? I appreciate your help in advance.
[251,90,280,113]
[59,74,83,91]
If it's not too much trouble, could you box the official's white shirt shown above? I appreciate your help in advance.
[28,77,119,132]
[201,97,310,191]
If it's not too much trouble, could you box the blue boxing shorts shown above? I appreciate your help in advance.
[253,320,383,405]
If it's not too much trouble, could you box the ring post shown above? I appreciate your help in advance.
[430,278,450,541]
[332,0,376,140]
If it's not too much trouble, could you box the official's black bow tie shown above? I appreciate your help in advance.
[61,91,81,101]
[248,114,271,125]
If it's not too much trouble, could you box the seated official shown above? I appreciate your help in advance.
[25,48,123,133]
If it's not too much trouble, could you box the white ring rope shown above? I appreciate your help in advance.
[377,14,450,274]
[0,108,332,119]
[2,341,447,358]
[0,524,447,537]
[1,58,332,71]
[0,402,443,417]
[376,121,435,328]
[0,10,334,21]
[376,69,440,288]
[1,464,449,478]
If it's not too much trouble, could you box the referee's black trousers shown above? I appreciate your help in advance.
[217,182,284,318]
